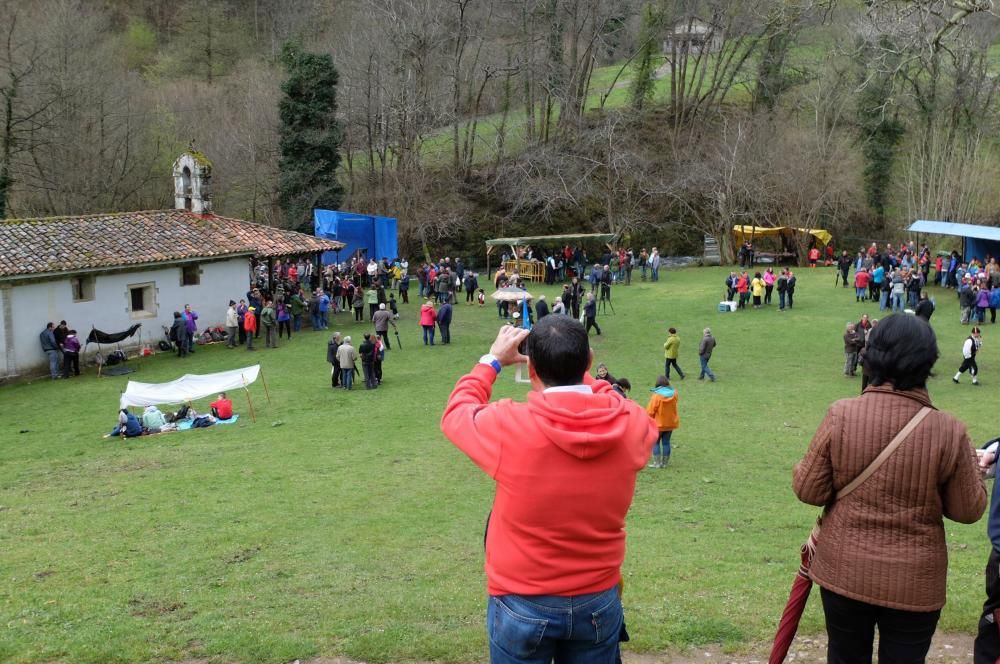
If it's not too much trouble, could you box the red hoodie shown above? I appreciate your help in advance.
[441,364,657,596]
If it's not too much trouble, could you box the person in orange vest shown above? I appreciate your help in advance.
[243,306,258,351]
[808,246,821,267]
[645,376,679,468]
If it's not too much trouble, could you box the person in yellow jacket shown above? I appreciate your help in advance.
[751,271,766,308]
[645,376,679,468]
[663,327,685,380]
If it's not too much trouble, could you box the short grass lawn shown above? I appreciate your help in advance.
[0,265,993,663]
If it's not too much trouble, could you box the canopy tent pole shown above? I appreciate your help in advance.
[260,367,272,404]
[244,386,257,423]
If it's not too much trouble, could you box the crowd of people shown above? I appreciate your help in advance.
[39,320,81,379]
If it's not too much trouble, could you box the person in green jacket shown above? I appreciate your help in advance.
[289,290,306,332]
[663,327,685,380]
[365,286,379,320]
[261,299,278,348]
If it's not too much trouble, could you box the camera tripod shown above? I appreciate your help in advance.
[598,285,615,315]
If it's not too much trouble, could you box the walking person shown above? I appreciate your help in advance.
[794,314,986,664]
[372,303,396,349]
[843,322,862,377]
[698,327,717,381]
[663,327,685,380]
[954,326,983,385]
[584,292,601,335]
[437,299,453,344]
[327,332,342,388]
[170,312,189,358]
[645,376,679,468]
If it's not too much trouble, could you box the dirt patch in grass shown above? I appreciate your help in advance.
[128,594,190,619]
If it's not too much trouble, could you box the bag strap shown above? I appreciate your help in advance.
[836,406,933,501]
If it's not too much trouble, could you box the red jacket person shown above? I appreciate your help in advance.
[441,316,656,663]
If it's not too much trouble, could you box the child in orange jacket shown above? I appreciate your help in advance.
[645,376,679,468]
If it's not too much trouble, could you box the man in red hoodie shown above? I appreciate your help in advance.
[441,316,657,663]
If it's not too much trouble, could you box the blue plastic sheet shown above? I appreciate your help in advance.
[314,210,399,264]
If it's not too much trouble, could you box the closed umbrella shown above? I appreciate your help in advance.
[769,527,819,664]
[491,286,533,302]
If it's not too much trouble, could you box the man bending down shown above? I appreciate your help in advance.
[441,316,657,663]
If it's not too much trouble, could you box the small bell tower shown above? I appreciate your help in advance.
[172,150,212,214]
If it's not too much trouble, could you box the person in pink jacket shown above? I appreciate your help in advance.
[763,267,776,305]
[419,299,437,345]
[441,317,657,663]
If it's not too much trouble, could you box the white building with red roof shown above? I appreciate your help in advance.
[0,152,343,380]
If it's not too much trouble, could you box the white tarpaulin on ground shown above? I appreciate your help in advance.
[120,365,261,409]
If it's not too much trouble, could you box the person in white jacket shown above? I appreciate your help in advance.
[954,326,982,385]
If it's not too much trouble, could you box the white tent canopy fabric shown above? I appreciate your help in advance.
[120,365,261,409]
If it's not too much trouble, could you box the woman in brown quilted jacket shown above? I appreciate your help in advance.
[794,314,986,664]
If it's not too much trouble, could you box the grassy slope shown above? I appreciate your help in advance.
[0,265,993,663]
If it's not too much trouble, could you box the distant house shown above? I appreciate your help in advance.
[0,152,343,380]
[663,17,723,55]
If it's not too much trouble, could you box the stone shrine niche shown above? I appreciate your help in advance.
[172,152,212,214]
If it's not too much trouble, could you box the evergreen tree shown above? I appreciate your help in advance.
[857,36,904,226]
[630,3,661,110]
[278,40,344,234]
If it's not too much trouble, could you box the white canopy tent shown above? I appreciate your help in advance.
[120,365,269,421]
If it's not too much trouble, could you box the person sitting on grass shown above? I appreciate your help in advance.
[210,393,233,419]
[109,409,142,438]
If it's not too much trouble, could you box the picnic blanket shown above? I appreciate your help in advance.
[176,414,240,431]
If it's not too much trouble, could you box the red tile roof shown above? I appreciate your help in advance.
[0,209,344,279]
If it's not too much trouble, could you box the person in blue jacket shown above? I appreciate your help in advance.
[109,409,143,438]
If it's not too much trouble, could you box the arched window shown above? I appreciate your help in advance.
[181,166,192,211]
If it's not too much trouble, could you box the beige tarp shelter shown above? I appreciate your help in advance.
[485,233,618,282]
[732,225,832,246]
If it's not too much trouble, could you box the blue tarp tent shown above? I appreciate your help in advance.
[907,220,1000,262]
[314,210,399,264]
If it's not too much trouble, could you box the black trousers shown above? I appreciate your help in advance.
[975,548,1000,663]
[585,317,601,335]
[820,587,939,664]
[377,330,391,349]
[400,289,409,304]
[439,322,451,344]
[63,352,79,376]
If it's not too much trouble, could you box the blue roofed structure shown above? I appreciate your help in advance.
[906,220,1000,262]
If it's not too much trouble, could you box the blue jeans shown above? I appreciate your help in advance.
[312,313,322,330]
[699,356,715,381]
[46,349,61,378]
[487,586,623,664]
[778,291,786,310]
[292,313,302,332]
[341,368,354,389]
[651,266,659,282]
[891,293,903,311]
[654,430,673,460]
[880,290,889,311]
[423,325,435,345]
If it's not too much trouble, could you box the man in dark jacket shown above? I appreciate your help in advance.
[40,322,61,378]
[535,295,549,320]
[584,292,601,335]
[838,251,852,287]
[915,293,935,321]
[785,270,797,309]
[437,301,453,344]
[327,332,342,388]
[170,312,188,358]
[698,327,717,381]
[359,333,377,389]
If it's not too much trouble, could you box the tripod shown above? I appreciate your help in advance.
[599,284,615,315]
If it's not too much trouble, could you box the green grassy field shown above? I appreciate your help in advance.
[0,265,993,663]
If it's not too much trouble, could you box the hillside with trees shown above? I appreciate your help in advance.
[2,0,999,260]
